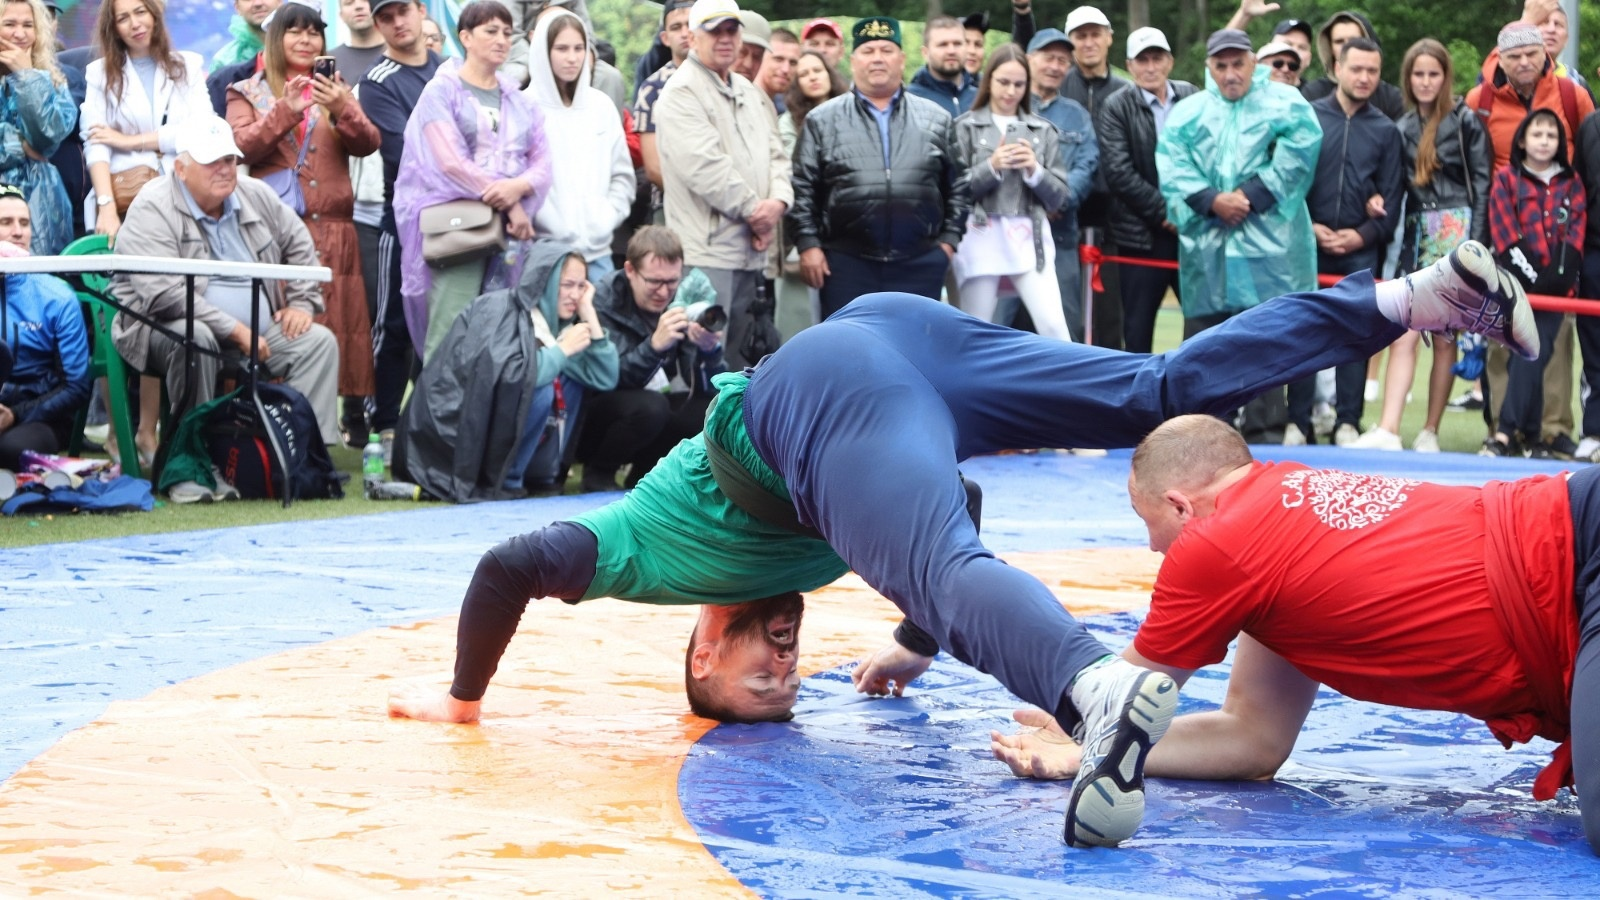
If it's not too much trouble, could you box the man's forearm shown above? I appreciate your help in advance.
[1143,709,1293,780]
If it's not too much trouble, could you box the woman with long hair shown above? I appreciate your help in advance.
[779,49,843,158]
[0,0,75,256]
[522,7,631,282]
[395,0,551,362]
[227,0,382,444]
[1352,38,1491,452]
[81,0,210,242]
[951,43,1074,341]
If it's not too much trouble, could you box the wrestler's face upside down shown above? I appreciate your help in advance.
[685,592,806,722]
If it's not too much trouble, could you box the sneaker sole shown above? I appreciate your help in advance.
[1454,242,1538,361]
[1063,670,1178,848]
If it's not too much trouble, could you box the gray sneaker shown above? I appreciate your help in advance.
[1403,240,1539,360]
[210,467,241,502]
[1064,658,1178,848]
[167,480,214,504]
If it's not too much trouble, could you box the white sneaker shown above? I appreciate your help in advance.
[167,480,214,504]
[1403,240,1539,360]
[210,466,241,502]
[1413,428,1441,453]
[1350,426,1403,450]
[1311,402,1336,438]
[1283,423,1307,446]
[1334,423,1361,446]
[1576,436,1600,463]
[1364,379,1380,403]
[1064,658,1178,848]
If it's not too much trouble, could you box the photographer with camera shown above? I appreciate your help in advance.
[575,225,726,492]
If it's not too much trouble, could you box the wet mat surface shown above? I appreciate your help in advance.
[683,613,1590,899]
[2,447,1592,895]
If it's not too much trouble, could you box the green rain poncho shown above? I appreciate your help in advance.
[1156,64,1322,318]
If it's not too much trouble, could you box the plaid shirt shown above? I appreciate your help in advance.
[1487,164,1586,292]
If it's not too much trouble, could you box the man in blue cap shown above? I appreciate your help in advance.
[1026,27,1098,335]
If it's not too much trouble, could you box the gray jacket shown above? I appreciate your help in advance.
[109,174,323,372]
[954,108,1071,271]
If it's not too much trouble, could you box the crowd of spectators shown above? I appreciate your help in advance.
[7,0,1600,502]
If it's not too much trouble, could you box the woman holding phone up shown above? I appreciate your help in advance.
[226,0,380,444]
[951,43,1075,341]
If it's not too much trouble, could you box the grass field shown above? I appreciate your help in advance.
[0,307,1533,549]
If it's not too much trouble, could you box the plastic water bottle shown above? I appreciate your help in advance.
[362,432,384,493]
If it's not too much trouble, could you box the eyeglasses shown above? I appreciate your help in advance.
[639,275,681,291]
[1270,58,1301,72]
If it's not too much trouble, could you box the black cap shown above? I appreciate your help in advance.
[369,0,411,16]
[1272,18,1313,41]
[1206,28,1254,57]
[962,12,990,33]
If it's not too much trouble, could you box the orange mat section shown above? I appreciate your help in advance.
[0,548,1158,896]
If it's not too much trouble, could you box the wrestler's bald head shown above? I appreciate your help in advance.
[1130,415,1254,499]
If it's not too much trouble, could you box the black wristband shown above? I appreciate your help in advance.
[894,619,940,658]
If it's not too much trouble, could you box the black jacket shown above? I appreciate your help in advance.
[1574,111,1600,252]
[1062,69,1131,231]
[595,268,726,397]
[1301,77,1404,121]
[1307,94,1404,249]
[1098,80,1198,252]
[787,90,971,262]
[1398,100,1492,261]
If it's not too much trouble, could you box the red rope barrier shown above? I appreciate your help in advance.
[1078,246,1597,316]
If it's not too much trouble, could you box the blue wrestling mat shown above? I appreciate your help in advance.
[4,447,1596,895]
[682,611,1590,898]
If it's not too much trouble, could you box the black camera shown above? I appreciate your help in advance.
[683,300,727,332]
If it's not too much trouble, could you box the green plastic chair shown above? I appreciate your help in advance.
[62,234,144,478]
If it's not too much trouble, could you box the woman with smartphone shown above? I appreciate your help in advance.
[0,0,75,256]
[225,0,381,446]
[951,43,1075,341]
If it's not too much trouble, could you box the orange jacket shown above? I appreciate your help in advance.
[1466,49,1595,170]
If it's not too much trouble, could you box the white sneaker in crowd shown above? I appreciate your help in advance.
[1350,426,1403,450]
[1576,436,1600,463]
[1064,658,1178,848]
[1334,423,1361,446]
[1283,423,1307,446]
[1413,428,1441,453]
[167,480,214,504]
[1311,401,1336,438]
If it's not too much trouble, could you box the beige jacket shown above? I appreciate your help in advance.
[109,174,323,372]
[656,51,792,272]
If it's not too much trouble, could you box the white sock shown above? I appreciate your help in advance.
[1374,278,1411,327]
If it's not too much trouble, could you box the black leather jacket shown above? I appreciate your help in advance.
[595,269,726,397]
[1398,100,1492,264]
[1098,80,1198,252]
[787,90,971,262]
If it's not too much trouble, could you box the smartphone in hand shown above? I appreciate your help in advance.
[313,56,337,81]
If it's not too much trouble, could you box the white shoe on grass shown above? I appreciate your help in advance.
[1350,426,1403,450]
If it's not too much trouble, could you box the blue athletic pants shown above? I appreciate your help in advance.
[744,274,1403,729]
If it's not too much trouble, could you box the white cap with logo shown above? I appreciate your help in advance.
[1064,6,1111,35]
[178,116,243,165]
[1126,26,1170,59]
[689,0,740,31]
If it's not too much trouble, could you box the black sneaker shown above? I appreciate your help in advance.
[1545,434,1579,460]
[1478,436,1518,457]
[1447,391,1484,412]
[580,466,619,493]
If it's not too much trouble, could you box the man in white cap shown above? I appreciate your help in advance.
[108,116,342,484]
[733,8,769,83]
[1097,26,1197,353]
[656,0,791,369]
[1256,40,1302,87]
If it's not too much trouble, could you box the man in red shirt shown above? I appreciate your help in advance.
[990,413,1597,852]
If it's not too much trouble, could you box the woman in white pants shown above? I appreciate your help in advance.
[952,43,1073,341]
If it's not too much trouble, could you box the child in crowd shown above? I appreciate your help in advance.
[1482,107,1586,458]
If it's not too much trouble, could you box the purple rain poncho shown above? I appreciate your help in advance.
[394,58,552,356]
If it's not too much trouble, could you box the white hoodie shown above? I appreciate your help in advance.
[522,9,635,263]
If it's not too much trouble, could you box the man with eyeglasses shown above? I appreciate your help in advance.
[575,225,726,493]
[1257,40,1302,88]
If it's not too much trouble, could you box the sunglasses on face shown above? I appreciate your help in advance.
[1270,57,1301,72]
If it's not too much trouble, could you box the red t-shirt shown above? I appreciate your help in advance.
[1136,462,1574,729]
